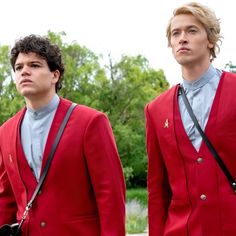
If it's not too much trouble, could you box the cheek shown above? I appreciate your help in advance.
[170,39,177,51]
[171,46,177,58]
[15,76,20,86]
[15,81,21,92]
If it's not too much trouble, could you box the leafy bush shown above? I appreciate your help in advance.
[126,188,147,207]
[123,166,134,187]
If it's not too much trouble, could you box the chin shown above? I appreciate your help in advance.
[176,58,192,66]
[20,90,36,97]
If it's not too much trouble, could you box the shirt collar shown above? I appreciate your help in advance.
[27,94,60,120]
[182,64,218,91]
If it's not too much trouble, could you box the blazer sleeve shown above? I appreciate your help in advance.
[0,148,18,225]
[83,113,126,236]
[145,104,172,236]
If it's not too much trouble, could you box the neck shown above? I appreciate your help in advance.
[25,91,56,110]
[181,61,211,82]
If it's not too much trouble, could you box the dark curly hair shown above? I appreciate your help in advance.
[10,34,65,92]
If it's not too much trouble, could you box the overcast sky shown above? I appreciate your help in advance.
[1,0,236,85]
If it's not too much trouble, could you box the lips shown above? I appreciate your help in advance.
[19,79,33,85]
[177,47,190,52]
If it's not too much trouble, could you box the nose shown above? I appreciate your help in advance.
[21,65,31,76]
[179,32,188,44]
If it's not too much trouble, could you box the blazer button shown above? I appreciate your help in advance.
[197,157,203,163]
[9,155,13,163]
[200,194,207,200]
[40,221,46,227]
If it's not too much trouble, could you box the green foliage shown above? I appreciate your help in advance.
[103,55,169,186]
[0,45,11,95]
[126,199,147,234]
[126,188,148,234]
[225,61,236,73]
[126,188,147,207]
[123,166,134,187]
[0,31,169,188]
[0,44,25,124]
[0,80,24,123]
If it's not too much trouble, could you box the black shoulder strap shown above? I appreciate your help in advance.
[18,103,77,230]
[179,85,236,192]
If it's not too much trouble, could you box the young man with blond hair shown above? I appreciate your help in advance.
[145,2,236,235]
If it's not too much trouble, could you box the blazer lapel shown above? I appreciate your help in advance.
[6,108,28,207]
[40,98,71,175]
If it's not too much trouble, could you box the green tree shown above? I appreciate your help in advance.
[48,31,107,105]
[96,55,169,186]
[0,44,24,124]
[225,61,236,73]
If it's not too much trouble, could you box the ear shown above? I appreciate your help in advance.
[208,42,214,49]
[52,70,60,84]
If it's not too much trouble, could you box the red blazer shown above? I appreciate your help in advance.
[145,71,236,236]
[0,98,126,236]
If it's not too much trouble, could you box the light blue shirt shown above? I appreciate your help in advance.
[178,64,222,151]
[21,95,60,181]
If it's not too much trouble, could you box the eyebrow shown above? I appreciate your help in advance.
[171,25,199,32]
[15,60,43,66]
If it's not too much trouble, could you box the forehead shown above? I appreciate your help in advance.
[170,14,205,31]
[15,52,45,63]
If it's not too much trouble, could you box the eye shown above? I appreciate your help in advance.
[31,63,40,68]
[171,31,180,37]
[15,65,22,71]
[188,28,197,34]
